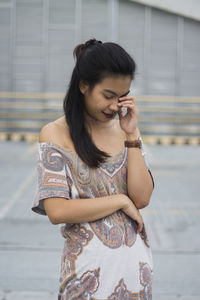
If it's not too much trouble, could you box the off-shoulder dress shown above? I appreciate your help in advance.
[31,137,154,300]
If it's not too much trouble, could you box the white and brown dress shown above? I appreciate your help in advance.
[31,137,154,300]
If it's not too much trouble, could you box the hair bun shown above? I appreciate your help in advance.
[73,38,102,59]
[84,38,102,47]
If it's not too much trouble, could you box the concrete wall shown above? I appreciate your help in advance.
[0,0,200,96]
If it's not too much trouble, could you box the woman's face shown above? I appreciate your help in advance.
[80,75,132,126]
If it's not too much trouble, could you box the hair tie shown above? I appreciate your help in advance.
[84,38,103,48]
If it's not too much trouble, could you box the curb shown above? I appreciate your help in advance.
[0,133,200,146]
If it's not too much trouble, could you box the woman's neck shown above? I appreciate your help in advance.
[84,111,116,133]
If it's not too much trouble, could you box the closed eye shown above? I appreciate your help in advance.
[103,94,115,100]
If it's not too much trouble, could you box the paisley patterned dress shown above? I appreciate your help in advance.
[31,138,154,300]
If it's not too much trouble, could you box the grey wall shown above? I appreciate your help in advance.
[0,0,200,96]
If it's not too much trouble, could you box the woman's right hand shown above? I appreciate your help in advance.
[121,197,143,233]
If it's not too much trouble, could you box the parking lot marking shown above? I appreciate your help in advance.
[0,169,36,220]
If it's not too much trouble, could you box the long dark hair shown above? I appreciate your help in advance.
[63,38,136,168]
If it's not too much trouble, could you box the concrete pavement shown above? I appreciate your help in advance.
[0,140,200,299]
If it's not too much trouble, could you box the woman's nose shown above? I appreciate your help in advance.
[109,99,119,112]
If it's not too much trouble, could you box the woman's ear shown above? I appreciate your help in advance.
[79,80,89,95]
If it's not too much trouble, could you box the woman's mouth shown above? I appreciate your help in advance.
[103,112,116,118]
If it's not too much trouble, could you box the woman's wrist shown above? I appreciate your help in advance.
[125,127,139,141]
[125,134,138,141]
[118,194,131,209]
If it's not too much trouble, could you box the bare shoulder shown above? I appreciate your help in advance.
[39,122,56,143]
[39,116,72,148]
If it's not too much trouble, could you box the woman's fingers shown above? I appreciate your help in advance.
[121,199,143,234]
[135,213,144,234]
[118,103,135,109]
[119,96,135,102]
[118,100,134,105]
[137,220,143,233]
[117,100,136,112]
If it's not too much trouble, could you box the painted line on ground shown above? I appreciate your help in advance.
[0,168,36,220]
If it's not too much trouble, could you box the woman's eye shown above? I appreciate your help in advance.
[104,95,114,100]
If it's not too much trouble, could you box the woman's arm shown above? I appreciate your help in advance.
[43,194,126,224]
[43,194,143,232]
[117,96,154,210]
[126,128,154,209]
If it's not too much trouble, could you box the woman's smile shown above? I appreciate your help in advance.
[102,111,117,118]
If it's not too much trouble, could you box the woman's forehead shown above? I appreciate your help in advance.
[98,75,132,91]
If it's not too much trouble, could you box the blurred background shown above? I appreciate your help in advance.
[0,0,200,299]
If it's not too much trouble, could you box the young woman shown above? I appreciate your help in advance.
[32,38,154,299]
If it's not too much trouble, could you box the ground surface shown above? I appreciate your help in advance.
[0,140,199,300]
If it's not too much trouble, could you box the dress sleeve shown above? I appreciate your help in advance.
[31,143,72,216]
[139,137,155,189]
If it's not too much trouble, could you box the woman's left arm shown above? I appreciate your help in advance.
[117,96,154,209]
[125,128,154,209]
